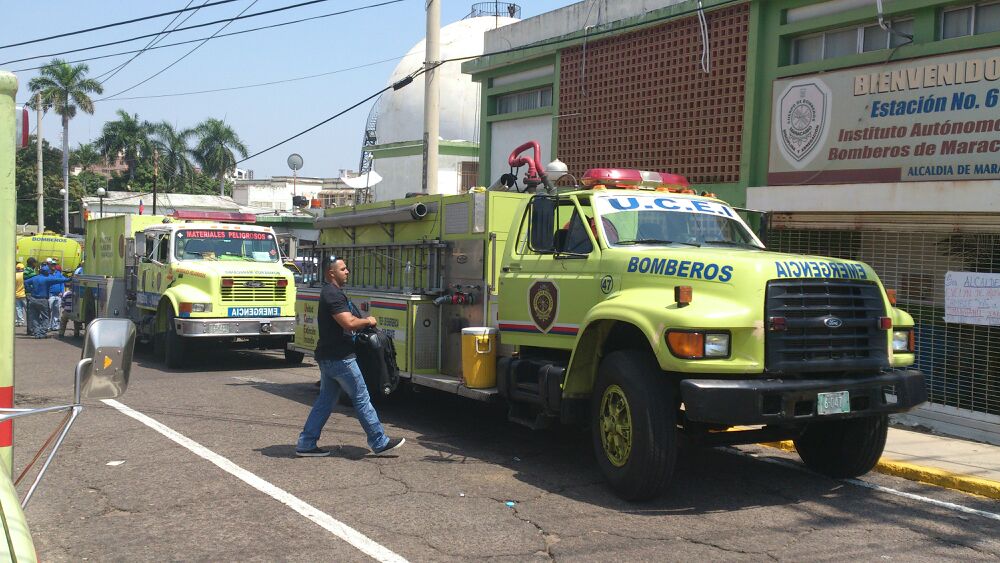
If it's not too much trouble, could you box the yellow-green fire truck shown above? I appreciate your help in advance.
[78,212,296,368]
[291,143,926,500]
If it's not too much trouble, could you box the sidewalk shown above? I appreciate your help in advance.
[766,427,1000,500]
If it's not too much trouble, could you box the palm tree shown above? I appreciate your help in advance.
[151,121,195,190]
[95,109,155,180]
[70,142,102,171]
[28,58,103,234]
[192,118,248,195]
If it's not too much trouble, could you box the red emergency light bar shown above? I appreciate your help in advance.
[580,169,693,193]
[172,210,257,223]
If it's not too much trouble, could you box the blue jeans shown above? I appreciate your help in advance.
[48,295,62,330]
[28,297,49,337]
[297,356,388,452]
[14,298,25,326]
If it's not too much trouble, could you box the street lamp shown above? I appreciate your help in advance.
[59,188,67,234]
[97,187,106,218]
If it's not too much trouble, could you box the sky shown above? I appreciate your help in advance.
[2,0,576,179]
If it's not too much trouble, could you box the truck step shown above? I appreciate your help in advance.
[410,373,497,402]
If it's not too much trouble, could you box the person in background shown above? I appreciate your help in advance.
[295,256,404,457]
[24,264,70,339]
[74,259,84,276]
[58,284,81,338]
[14,263,26,327]
[22,258,38,335]
[48,260,65,332]
[23,257,38,280]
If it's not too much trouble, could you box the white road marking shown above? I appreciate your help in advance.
[727,447,1000,522]
[102,399,408,562]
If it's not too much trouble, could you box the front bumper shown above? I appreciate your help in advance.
[174,317,295,338]
[680,369,926,425]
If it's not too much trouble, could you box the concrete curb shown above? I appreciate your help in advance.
[761,441,1000,500]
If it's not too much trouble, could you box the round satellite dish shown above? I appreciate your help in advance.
[287,153,304,171]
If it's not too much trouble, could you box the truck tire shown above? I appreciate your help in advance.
[793,414,888,478]
[163,309,187,369]
[284,348,305,364]
[591,350,677,501]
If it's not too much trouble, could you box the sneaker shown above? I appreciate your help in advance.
[372,437,405,455]
[295,447,331,457]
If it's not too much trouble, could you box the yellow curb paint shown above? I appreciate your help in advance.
[758,440,1000,501]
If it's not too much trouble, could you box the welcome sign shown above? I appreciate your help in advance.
[769,47,1000,185]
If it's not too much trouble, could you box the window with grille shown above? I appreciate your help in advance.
[496,86,553,115]
[769,228,1000,417]
[942,2,1000,39]
[791,19,914,64]
[459,161,479,193]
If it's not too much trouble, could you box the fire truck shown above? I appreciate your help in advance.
[290,142,926,500]
[77,212,296,367]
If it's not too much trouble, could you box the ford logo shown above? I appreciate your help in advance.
[244,280,265,288]
[824,317,844,328]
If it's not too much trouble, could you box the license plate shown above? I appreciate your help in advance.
[816,391,850,415]
[228,307,280,317]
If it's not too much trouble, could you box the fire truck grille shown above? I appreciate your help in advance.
[764,279,888,374]
[220,276,286,302]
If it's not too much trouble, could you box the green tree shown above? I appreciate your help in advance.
[27,58,104,233]
[192,118,248,194]
[152,121,195,190]
[70,141,102,170]
[95,109,155,180]
[15,136,87,233]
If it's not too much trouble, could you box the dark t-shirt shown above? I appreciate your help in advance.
[315,283,356,360]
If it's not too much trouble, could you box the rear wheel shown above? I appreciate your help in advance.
[591,350,677,501]
[794,414,888,478]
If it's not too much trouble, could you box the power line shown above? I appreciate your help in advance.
[10,0,408,73]
[236,67,428,164]
[1,0,339,66]
[107,56,403,101]
[96,0,201,85]
[235,0,745,165]
[97,0,262,101]
[0,0,241,50]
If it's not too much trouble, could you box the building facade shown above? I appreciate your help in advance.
[232,175,358,211]
[464,0,1000,442]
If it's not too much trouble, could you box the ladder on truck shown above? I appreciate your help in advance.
[309,241,448,294]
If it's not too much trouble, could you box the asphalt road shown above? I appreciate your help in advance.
[11,334,1000,561]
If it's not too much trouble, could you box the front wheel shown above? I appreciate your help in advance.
[284,348,305,364]
[794,414,888,478]
[591,350,677,501]
[163,309,187,369]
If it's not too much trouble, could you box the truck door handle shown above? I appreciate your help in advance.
[503,263,521,272]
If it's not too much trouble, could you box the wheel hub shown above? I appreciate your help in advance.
[599,384,632,467]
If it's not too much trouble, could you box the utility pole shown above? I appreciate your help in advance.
[422,0,440,195]
[62,86,69,235]
[35,92,44,233]
[152,149,158,215]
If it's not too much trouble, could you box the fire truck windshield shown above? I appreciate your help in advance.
[174,229,280,262]
[593,194,762,249]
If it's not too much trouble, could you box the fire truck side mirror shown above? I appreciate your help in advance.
[528,196,557,253]
[79,318,136,400]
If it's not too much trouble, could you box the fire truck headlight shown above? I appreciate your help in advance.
[191,303,212,313]
[892,329,914,353]
[704,333,730,358]
[666,331,730,359]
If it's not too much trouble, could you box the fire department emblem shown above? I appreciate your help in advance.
[776,80,831,168]
[528,280,558,333]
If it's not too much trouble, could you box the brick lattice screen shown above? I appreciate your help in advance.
[558,3,749,184]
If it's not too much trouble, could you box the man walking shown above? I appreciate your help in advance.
[296,257,404,457]
[48,261,65,332]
